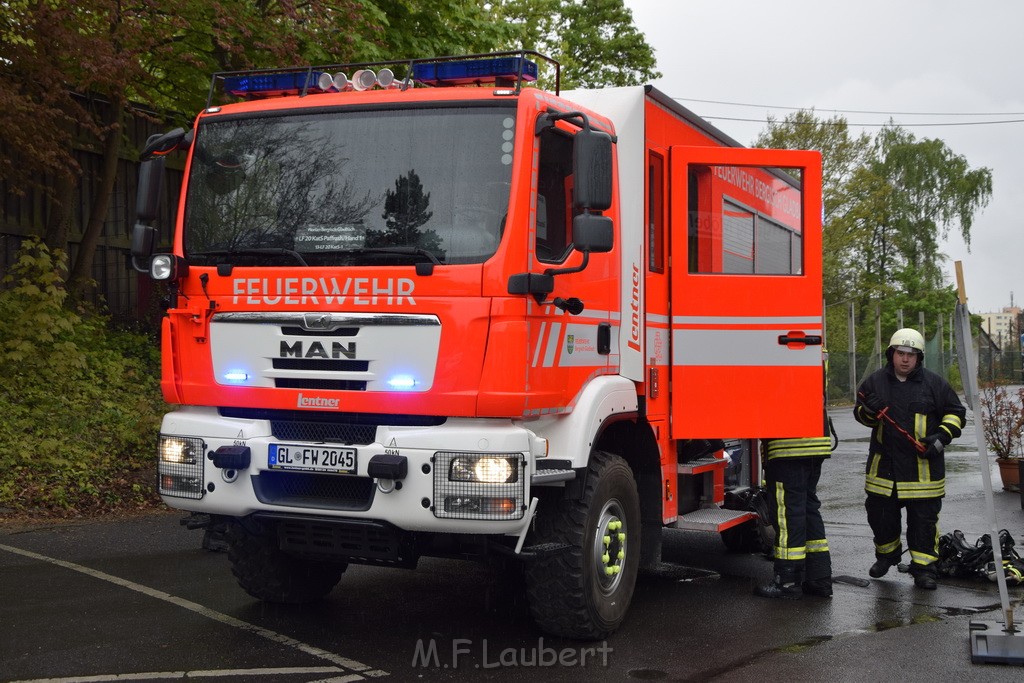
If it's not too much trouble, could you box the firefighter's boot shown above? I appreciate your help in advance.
[754,568,802,600]
[911,564,938,590]
[869,555,898,578]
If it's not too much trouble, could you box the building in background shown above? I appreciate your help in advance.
[980,307,1019,349]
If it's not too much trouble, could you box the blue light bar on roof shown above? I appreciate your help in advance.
[222,71,327,97]
[413,57,538,86]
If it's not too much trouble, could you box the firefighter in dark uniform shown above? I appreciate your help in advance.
[854,328,966,589]
[754,436,833,599]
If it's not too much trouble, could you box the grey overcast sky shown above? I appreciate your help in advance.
[624,0,1023,315]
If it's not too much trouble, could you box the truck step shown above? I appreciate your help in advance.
[672,508,756,532]
[517,542,573,559]
[677,457,727,475]
[531,469,576,484]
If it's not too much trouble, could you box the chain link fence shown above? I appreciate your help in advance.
[825,303,1022,405]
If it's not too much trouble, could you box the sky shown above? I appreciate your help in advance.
[624,0,1023,315]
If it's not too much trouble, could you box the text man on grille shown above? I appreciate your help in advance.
[854,328,966,589]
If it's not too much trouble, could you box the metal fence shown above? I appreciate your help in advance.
[825,301,1022,404]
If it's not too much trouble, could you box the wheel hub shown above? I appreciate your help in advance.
[594,499,626,593]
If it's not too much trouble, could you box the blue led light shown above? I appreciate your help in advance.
[223,72,327,96]
[223,370,249,383]
[387,375,418,390]
[412,57,538,86]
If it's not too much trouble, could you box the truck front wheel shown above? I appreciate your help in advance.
[225,519,346,603]
[524,451,641,639]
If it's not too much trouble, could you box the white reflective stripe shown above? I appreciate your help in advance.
[532,322,547,368]
[543,322,562,367]
[646,313,671,325]
[672,328,822,367]
[674,315,822,326]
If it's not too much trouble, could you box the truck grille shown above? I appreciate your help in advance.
[275,378,368,391]
[253,471,375,510]
[272,420,377,444]
[220,407,444,445]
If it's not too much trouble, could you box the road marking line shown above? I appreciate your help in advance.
[0,543,388,680]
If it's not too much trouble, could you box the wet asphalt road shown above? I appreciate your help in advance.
[2,405,1023,682]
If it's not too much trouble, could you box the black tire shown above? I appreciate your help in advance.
[524,451,641,640]
[225,520,346,603]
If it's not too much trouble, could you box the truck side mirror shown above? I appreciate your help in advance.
[135,156,166,223]
[140,127,187,159]
[573,129,613,211]
[131,223,156,267]
[572,213,613,253]
[131,150,167,272]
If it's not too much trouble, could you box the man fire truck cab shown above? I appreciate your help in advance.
[132,51,823,640]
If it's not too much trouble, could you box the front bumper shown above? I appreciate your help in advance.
[157,406,547,536]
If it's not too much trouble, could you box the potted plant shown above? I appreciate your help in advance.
[977,383,1024,492]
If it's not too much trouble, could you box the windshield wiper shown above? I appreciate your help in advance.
[336,246,442,265]
[191,248,309,267]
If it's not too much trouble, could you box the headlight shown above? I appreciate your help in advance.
[159,437,198,464]
[149,254,188,281]
[157,435,205,499]
[449,455,518,483]
[434,452,525,520]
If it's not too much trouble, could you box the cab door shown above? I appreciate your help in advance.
[669,146,823,438]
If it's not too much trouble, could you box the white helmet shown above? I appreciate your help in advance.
[889,328,925,353]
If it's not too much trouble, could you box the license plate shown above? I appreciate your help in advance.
[268,444,357,474]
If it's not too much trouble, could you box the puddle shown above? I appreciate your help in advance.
[874,613,942,631]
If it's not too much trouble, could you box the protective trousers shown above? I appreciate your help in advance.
[866,491,941,575]
[766,456,831,585]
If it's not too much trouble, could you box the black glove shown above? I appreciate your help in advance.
[922,433,945,459]
[860,392,886,417]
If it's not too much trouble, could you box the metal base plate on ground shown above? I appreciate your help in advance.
[969,620,1024,665]
[640,562,720,583]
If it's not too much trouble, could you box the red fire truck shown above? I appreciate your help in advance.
[132,51,823,640]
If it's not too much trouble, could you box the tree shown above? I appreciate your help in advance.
[372,169,441,251]
[2,0,659,303]
[492,0,660,89]
[863,125,992,298]
[756,110,993,373]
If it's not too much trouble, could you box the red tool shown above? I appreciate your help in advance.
[858,391,926,454]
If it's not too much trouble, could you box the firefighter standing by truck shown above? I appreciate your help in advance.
[754,436,833,599]
[854,328,966,589]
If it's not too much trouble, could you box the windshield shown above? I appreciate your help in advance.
[183,106,515,266]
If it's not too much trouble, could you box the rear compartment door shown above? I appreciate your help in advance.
[669,147,823,439]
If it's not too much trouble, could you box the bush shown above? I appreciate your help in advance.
[0,239,166,517]
[978,383,1024,461]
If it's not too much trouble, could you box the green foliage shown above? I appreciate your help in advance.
[0,240,165,516]
[493,0,660,89]
[756,111,993,361]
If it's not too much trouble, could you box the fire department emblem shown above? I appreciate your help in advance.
[567,334,575,355]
